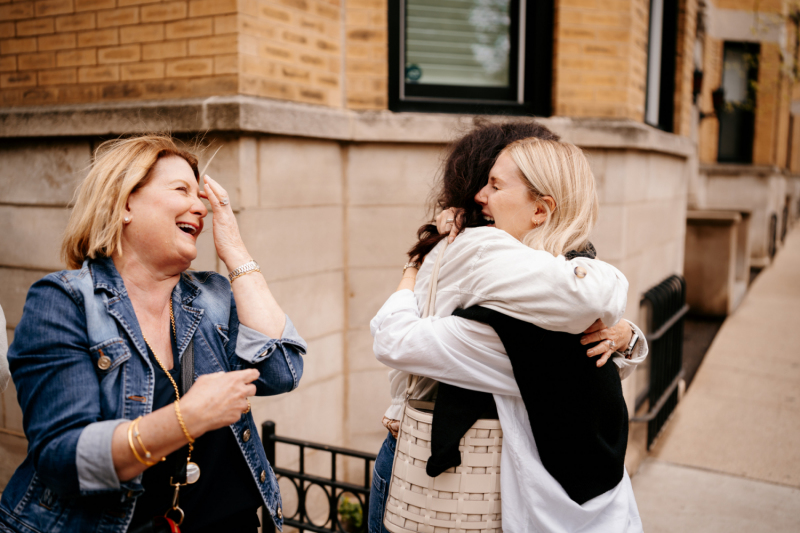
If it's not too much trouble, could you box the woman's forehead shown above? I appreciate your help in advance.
[490,152,523,183]
[151,155,197,182]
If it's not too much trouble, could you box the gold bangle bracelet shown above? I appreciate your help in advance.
[127,418,159,467]
[133,417,165,463]
[174,401,195,445]
[229,267,261,283]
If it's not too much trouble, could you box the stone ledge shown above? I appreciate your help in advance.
[0,95,694,157]
[687,209,743,225]
[699,163,788,177]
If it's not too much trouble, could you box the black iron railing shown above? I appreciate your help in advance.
[769,213,778,259]
[631,275,688,449]
[261,421,377,533]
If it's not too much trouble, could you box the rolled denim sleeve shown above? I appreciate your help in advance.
[233,314,306,396]
[235,315,306,364]
[75,419,128,491]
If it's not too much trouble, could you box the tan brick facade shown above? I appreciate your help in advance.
[699,37,722,163]
[673,0,697,137]
[1,0,797,156]
[239,0,343,108]
[0,0,238,106]
[0,0,390,110]
[553,0,650,121]
[344,0,386,110]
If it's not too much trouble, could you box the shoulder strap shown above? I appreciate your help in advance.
[180,339,194,396]
[406,242,448,398]
[172,338,195,485]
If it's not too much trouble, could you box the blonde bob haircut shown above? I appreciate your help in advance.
[502,137,598,257]
[61,134,199,270]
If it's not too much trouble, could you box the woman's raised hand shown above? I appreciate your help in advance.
[436,208,465,244]
[580,319,634,367]
[180,369,259,437]
[199,176,251,270]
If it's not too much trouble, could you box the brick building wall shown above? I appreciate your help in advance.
[699,36,722,163]
[0,0,391,110]
[673,0,697,137]
[344,0,386,109]
[0,0,241,107]
[3,0,705,129]
[553,0,649,121]
[238,0,343,107]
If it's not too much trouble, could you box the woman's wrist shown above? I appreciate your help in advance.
[396,267,418,292]
[222,248,252,273]
[176,398,206,440]
[618,320,633,349]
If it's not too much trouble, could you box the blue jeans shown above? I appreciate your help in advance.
[368,432,396,533]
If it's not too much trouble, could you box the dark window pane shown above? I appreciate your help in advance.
[405,0,511,88]
[717,42,758,163]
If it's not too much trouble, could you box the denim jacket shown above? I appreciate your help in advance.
[0,257,306,533]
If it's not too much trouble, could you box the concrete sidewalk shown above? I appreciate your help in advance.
[631,229,800,532]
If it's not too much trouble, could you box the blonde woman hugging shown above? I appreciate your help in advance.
[371,134,646,533]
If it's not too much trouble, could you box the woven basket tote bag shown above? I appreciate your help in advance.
[383,242,503,533]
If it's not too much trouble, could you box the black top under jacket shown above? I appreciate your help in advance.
[130,343,263,532]
[437,307,628,505]
[423,241,629,505]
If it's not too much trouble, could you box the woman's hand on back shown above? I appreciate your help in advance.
[200,176,251,269]
[180,368,259,437]
[436,208,465,243]
[580,319,634,367]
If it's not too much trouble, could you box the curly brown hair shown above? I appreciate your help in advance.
[408,119,560,261]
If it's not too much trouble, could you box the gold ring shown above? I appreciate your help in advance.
[243,398,251,415]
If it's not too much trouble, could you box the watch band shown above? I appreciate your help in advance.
[403,261,419,275]
[228,260,259,283]
[622,327,639,359]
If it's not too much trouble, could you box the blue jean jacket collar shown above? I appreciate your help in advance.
[88,257,206,366]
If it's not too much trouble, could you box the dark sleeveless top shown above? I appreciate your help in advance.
[427,306,629,505]
[129,343,262,532]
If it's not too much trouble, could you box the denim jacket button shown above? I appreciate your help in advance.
[260,470,266,483]
[97,355,111,370]
[242,429,251,442]
[277,506,282,519]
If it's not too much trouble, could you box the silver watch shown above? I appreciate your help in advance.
[621,328,639,359]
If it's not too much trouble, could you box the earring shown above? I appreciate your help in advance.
[124,216,131,224]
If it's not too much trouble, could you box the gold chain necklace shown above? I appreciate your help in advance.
[142,298,200,485]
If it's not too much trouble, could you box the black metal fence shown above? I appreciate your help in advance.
[631,274,689,449]
[769,213,778,259]
[261,421,377,533]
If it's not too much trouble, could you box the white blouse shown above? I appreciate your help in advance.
[381,228,644,421]
[370,228,645,532]
[371,292,644,533]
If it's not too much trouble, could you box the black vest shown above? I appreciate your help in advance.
[428,306,628,505]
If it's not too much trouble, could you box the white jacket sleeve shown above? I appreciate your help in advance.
[457,230,629,334]
[372,291,521,397]
[372,291,647,411]
[611,321,649,380]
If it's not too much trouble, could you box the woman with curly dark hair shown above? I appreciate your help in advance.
[368,121,647,532]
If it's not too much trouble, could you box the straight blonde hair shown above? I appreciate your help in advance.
[61,135,199,270]
[502,138,598,257]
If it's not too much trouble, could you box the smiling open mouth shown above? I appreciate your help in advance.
[483,215,495,226]
[177,223,197,236]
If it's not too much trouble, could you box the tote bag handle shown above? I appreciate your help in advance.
[405,241,448,399]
